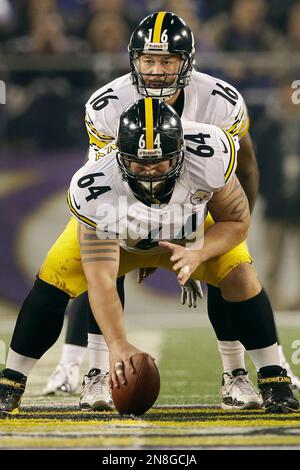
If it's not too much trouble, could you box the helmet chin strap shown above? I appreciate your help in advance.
[144,87,176,99]
[137,179,172,205]
[140,180,162,190]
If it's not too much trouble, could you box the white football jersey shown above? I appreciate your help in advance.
[85,70,249,160]
[69,121,238,254]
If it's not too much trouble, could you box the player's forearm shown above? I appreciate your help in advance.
[236,168,259,213]
[77,223,122,345]
[195,220,249,262]
[236,133,259,213]
[88,283,126,346]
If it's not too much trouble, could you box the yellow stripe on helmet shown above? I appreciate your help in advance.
[153,11,166,43]
[144,98,154,149]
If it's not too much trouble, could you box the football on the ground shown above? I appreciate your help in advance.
[112,353,160,415]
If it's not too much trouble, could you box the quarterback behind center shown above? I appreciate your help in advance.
[1,12,298,416]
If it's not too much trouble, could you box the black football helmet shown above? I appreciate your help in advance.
[128,11,195,98]
[116,98,184,204]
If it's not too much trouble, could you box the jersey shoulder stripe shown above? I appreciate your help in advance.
[67,191,97,229]
[222,130,237,182]
[227,107,244,135]
[85,112,113,149]
[226,107,249,138]
[87,131,110,151]
[237,116,250,138]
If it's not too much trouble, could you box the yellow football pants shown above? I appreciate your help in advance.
[39,216,252,297]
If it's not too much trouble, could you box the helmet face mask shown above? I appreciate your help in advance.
[118,151,183,203]
[116,98,184,204]
[131,52,191,98]
[128,12,195,98]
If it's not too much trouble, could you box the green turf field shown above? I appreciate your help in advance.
[1,326,300,449]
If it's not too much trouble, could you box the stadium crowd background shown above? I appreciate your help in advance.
[0,0,300,310]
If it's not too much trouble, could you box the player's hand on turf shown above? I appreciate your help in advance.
[109,339,147,389]
[158,241,203,286]
[137,267,157,283]
[181,279,204,308]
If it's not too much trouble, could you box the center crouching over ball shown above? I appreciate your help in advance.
[112,353,160,415]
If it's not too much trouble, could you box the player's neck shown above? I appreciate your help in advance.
[166,89,181,106]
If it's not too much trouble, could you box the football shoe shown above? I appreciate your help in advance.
[0,369,26,414]
[43,362,80,395]
[221,368,262,410]
[258,366,299,413]
[79,368,114,411]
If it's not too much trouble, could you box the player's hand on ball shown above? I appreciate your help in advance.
[112,353,160,415]
[109,340,150,389]
[158,241,202,286]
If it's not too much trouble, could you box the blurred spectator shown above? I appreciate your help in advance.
[255,76,300,309]
[9,12,87,54]
[87,0,132,28]
[217,0,284,52]
[265,0,295,32]
[163,0,217,52]
[12,0,57,37]
[0,0,15,46]
[88,0,124,12]
[284,2,300,52]
[6,12,90,151]
[31,13,76,53]
[119,0,151,29]
[86,12,129,53]
[212,0,286,93]
[85,12,130,83]
[56,0,91,36]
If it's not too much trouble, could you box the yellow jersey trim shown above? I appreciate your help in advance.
[87,131,110,150]
[67,191,97,229]
[85,113,113,142]
[238,117,250,139]
[222,130,236,183]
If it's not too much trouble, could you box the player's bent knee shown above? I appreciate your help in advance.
[220,263,261,302]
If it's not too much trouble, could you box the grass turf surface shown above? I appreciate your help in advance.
[1,327,300,449]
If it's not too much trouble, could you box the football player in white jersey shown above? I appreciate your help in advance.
[0,12,298,415]
[69,97,298,413]
[75,11,299,400]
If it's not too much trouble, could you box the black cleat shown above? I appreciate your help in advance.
[0,369,27,415]
[258,366,300,413]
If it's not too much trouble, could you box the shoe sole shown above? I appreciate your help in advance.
[80,400,114,412]
[221,401,262,411]
[264,403,299,413]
